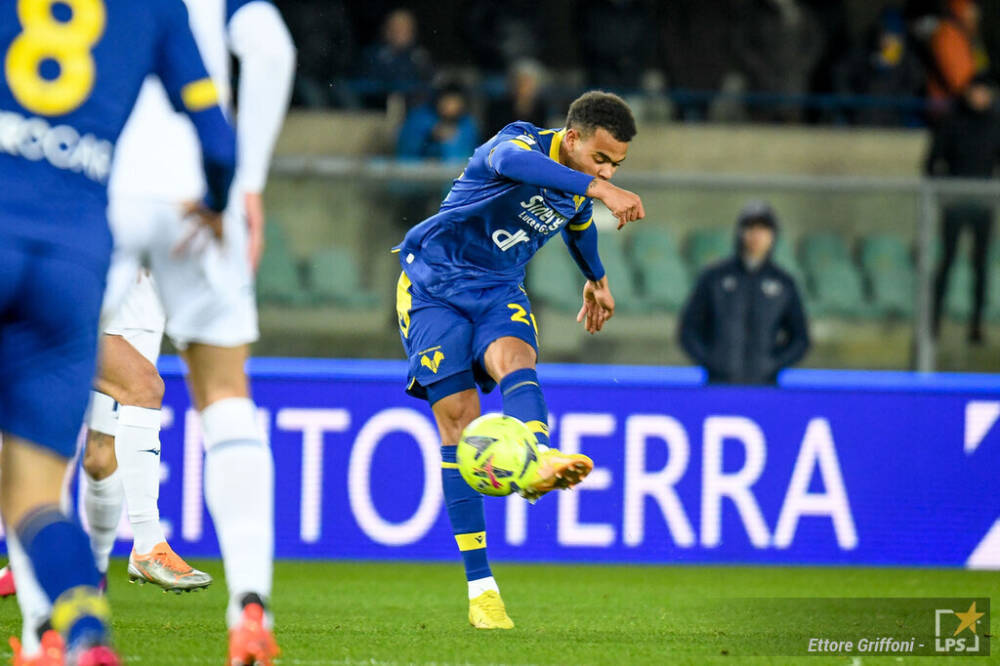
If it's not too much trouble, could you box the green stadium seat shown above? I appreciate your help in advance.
[597,232,644,313]
[771,234,807,287]
[526,240,581,313]
[628,227,690,311]
[801,232,851,269]
[809,261,871,319]
[988,264,1000,322]
[943,259,974,320]
[307,247,379,308]
[257,222,306,305]
[686,228,731,271]
[859,233,914,318]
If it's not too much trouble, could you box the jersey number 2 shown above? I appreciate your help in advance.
[5,0,106,116]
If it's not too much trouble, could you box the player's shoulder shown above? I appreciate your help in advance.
[492,121,555,149]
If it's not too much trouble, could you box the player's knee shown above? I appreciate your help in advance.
[434,395,480,443]
[486,338,537,380]
[125,361,165,408]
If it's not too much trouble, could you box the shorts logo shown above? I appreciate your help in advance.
[420,350,445,374]
[492,228,530,251]
[934,601,985,653]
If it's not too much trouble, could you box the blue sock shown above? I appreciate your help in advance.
[441,446,491,581]
[500,368,550,448]
[18,507,109,648]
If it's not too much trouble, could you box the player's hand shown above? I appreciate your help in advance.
[576,276,615,334]
[586,179,644,229]
[245,191,265,273]
[172,200,224,258]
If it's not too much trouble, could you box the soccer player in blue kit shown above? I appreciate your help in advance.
[0,1,235,663]
[395,91,645,629]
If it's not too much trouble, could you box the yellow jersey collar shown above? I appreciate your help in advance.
[549,128,567,164]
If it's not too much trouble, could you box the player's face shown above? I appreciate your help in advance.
[564,128,628,181]
[742,224,775,263]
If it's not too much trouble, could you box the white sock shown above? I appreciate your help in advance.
[115,405,165,554]
[201,397,274,628]
[7,530,52,657]
[468,576,499,599]
[84,469,124,573]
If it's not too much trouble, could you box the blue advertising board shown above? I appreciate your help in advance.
[60,360,1000,567]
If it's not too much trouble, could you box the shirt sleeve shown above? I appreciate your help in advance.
[488,138,594,196]
[931,23,977,95]
[227,0,296,192]
[560,200,605,281]
[154,0,236,211]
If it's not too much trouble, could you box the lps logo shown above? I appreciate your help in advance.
[934,601,985,653]
[492,228,530,251]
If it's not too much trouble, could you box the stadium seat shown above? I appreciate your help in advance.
[307,247,379,308]
[597,232,644,313]
[627,227,690,311]
[771,234,807,286]
[257,222,307,305]
[527,239,583,313]
[686,228,731,271]
[859,233,914,318]
[800,231,851,270]
[809,261,871,319]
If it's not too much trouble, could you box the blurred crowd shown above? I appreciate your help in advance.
[276,0,998,130]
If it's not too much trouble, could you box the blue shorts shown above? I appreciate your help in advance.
[396,271,539,403]
[0,236,107,458]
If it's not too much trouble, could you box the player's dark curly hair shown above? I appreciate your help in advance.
[565,91,637,142]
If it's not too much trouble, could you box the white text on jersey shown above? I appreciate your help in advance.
[0,110,112,183]
[493,228,530,251]
[518,194,567,234]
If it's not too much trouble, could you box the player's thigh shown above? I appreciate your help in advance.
[0,248,105,458]
[147,199,258,350]
[473,287,539,381]
[398,277,476,399]
[180,343,250,411]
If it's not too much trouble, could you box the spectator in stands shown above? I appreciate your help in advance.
[282,0,355,108]
[680,201,810,384]
[485,59,549,138]
[357,8,433,110]
[926,0,990,111]
[834,6,925,126]
[927,73,999,344]
[397,81,479,163]
[731,0,824,122]
[459,0,543,76]
[576,0,656,90]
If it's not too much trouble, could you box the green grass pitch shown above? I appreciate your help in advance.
[0,560,995,665]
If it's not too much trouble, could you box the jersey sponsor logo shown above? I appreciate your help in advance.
[492,228,530,251]
[518,194,567,234]
[515,134,536,145]
[0,110,112,183]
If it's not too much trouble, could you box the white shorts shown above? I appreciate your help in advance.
[104,195,259,349]
[103,271,166,364]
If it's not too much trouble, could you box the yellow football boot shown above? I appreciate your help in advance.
[518,448,594,501]
[468,590,514,629]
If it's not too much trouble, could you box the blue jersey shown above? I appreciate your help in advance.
[397,122,605,299]
[0,0,235,267]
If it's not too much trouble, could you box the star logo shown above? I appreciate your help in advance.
[953,601,985,636]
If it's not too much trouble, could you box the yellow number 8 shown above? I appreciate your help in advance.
[4,0,106,116]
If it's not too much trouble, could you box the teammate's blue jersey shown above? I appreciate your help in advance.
[0,0,235,266]
[396,122,604,299]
